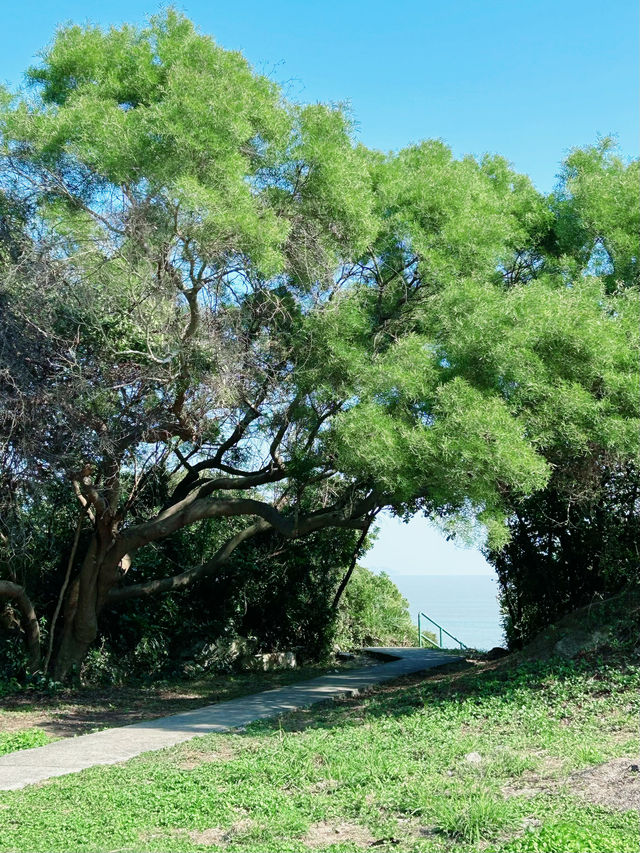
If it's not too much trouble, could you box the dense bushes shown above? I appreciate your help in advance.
[87,551,417,684]
[335,565,415,648]
[487,464,640,648]
[71,524,361,684]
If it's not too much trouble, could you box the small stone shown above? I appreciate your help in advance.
[464,752,482,764]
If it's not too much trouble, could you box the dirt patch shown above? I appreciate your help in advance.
[176,741,236,770]
[394,817,439,840]
[188,819,255,845]
[568,758,640,812]
[187,827,227,845]
[502,783,545,799]
[304,821,376,849]
[501,756,567,799]
[307,778,341,793]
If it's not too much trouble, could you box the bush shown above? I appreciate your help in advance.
[91,523,362,683]
[487,464,640,649]
[335,565,416,648]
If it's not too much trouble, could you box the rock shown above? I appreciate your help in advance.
[554,628,609,658]
[246,651,297,671]
[485,646,509,660]
[464,752,482,764]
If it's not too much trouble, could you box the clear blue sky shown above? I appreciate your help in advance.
[2,1,636,575]
[2,0,637,193]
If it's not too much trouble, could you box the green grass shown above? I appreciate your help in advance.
[0,728,55,755]
[0,655,638,852]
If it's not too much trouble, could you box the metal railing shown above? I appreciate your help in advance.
[418,611,467,650]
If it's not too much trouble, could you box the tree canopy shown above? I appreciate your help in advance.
[0,12,637,677]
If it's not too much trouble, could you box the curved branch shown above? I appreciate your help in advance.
[0,581,41,672]
[167,467,286,510]
[122,490,378,552]
[108,519,271,603]
[110,490,379,604]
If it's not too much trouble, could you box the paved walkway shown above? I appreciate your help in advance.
[0,647,458,791]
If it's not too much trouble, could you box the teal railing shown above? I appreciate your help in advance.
[418,611,467,650]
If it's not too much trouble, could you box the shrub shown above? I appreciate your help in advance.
[335,565,416,648]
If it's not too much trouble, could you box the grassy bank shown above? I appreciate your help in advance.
[0,651,637,852]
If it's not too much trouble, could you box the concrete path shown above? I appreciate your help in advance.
[0,647,458,791]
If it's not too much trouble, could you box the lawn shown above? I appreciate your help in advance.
[0,653,637,852]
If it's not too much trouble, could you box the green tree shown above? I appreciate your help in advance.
[483,142,640,646]
[0,15,636,678]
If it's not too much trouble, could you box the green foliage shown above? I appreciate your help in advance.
[0,13,637,678]
[486,142,640,646]
[0,655,637,851]
[92,522,361,683]
[503,816,638,853]
[553,138,639,290]
[0,729,54,756]
[335,565,416,648]
[93,530,420,681]
[491,469,640,648]
[436,791,518,843]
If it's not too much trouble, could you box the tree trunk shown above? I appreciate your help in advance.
[0,581,41,673]
[51,531,125,681]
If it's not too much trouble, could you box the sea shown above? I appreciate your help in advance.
[390,574,505,651]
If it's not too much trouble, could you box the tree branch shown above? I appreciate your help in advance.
[331,510,379,610]
[121,490,378,555]
[108,519,271,602]
[0,581,41,672]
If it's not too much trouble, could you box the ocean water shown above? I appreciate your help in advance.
[390,574,504,651]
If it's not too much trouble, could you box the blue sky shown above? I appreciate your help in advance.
[2,1,637,193]
[3,0,636,575]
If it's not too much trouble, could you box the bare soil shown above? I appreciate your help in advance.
[568,757,640,812]
[304,821,376,849]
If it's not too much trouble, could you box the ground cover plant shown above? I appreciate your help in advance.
[0,727,55,755]
[0,650,637,853]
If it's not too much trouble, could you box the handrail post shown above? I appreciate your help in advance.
[417,610,468,651]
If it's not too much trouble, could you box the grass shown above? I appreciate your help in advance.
[0,660,368,739]
[0,652,638,852]
[0,728,56,755]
